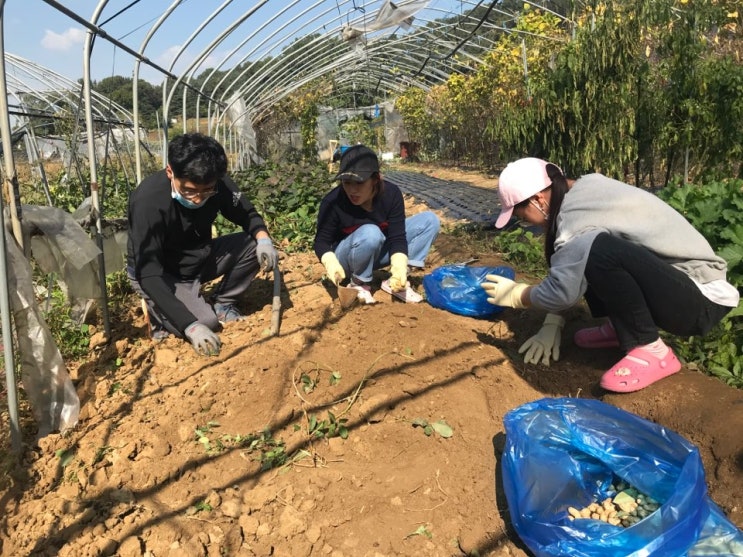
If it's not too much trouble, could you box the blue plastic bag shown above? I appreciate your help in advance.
[502,398,743,557]
[422,265,515,317]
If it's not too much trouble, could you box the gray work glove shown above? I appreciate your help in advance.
[256,237,278,272]
[184,322,221,356]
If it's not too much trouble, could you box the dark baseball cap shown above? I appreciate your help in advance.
[334,145,380,182]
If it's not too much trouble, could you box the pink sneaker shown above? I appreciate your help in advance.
[600,346,681,393]
[574,321,619,349]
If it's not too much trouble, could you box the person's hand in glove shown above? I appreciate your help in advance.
[388,253,408,291]
[256,237,278,272]
[481,274,530,308]
[184,322,221,356]
[321,252,346,285]
[518,313,565,366]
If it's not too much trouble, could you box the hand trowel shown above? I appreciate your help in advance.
[337,284,359,310]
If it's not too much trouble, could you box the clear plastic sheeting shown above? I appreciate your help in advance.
[26,204,104,306]
[342,0,431,43]
[384,101,408,154]
[225,94,262,168]
[28,202,128,322]
[23,204,102,271]
[316,101,405,156]
[4,223,79,438]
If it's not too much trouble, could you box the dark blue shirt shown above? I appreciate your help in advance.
[314,179,408,260]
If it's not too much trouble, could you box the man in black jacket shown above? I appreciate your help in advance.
[127,133,277,356]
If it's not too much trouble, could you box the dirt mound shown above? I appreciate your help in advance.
[0,172,741,557]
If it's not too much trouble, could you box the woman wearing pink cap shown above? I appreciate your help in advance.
[481,157,739,392]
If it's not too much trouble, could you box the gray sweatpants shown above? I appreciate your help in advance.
[129,232,260,336]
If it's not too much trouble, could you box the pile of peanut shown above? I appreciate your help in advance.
[567,483,660,528]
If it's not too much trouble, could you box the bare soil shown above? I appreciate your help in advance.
[1,165,741,557]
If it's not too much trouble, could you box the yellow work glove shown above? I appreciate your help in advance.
[518,313,565,366]
[481,274,529,309]
[321,252,346,285]
[389,253,409,291]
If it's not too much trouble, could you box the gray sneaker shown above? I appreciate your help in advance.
[214,302,245,323]
[151,329,170,343]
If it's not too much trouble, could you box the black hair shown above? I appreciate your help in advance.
[544,163,568,264]
[167,133,228,185]
[372,171,384,197]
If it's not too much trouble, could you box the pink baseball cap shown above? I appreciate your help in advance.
[495,157,556,228]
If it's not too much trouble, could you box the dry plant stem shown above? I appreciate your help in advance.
[275,486,300,511]
[286,449,323,469]
[391,440,420,461]
[405,470,450,512]
[290,451,328,469]
[406,500,448,512]
[435,469,449,497]
[291,361,337,405]
[338,351,413,419]
[291,352,414,417]
[186,515,219,525]
[403,522,432,539]
[291,352,414,466]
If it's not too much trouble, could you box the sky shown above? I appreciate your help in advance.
[2,0,469,86]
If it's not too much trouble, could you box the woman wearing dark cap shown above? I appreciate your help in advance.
[314,144,440,304]
[480,157,739,392]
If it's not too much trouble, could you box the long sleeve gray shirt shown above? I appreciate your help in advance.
[530,174,738,312]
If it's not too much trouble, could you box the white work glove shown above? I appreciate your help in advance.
[481,274,529,309]
[184,322,221,356]
[518,313,565,366]
[256,237,278,272]
[321,252,346,285]
[389,253,409,291]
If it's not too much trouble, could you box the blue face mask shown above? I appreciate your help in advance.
[171,189,208,209]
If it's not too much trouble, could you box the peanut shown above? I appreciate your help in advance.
[566,482,660,528]
[568,506,582,519]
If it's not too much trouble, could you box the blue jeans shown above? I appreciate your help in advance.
[333,211,440,283]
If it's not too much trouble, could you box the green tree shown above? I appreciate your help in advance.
[91,76,162,129]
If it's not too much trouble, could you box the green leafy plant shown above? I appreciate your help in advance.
[299,372,317,394]
[405,524,433,540]
[42,284,91,360]
[239,429,288,471]
[490,228,547,277]
[93,446,113,465]
[106,270,134,309]
[194,421,221,453]
[305,411,349,440]
[55,448,75,468]
[230,159,332,253]
[657,178,743,388]
[658,179,743,286]
[193,424,288,469]
[411,418,453,438]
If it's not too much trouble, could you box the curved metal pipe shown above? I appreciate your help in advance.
[0,0,22,452]
[82,0,112,338]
